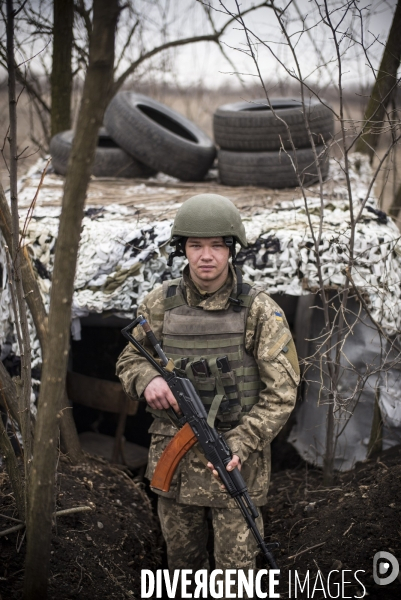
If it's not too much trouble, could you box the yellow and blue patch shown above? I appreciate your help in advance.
[275,310,283,321]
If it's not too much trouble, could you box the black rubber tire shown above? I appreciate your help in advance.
[213,98,334,151]
[104,92,216,181]
[50,128,156,178]
[218,146,329,188]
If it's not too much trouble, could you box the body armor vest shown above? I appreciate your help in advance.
[161,278,263,430]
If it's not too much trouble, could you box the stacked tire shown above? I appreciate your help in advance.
[50,128,156,178]
[104,93,216,181]
[50,93,216,181]
[214,98,334,188]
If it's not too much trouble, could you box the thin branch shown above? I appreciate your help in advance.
[113,1,271,93]
[75,0,92,37]
[54,506,92,517]
[0,523,25,537]
[0,44,51,114]
[287,542,326,561]
[0,505,92,537]
[114,19,139,72]
[0,415,25,521]
[200,0,247,88]
[344,267,401,355]
[19,157,51,252]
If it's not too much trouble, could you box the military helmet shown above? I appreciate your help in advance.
[171,193,248,247]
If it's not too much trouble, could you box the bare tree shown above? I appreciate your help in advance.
[0,0,82,542]
[390,181,401,218]
[4,0,33,512]
[0,0,53,147]
[23,0,120,596]
[212,0,401,484]
[354,0,401,162]
[0,0,273,151]
[50,0,74,137]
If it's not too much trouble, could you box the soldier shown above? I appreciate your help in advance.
[117,194,299,595]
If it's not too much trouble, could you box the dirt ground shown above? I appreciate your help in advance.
[1,443,400,600]
[262,443,401,599]
[0,456,161,600]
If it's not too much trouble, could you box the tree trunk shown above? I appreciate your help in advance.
[23,1,120,598]
[50,0,74,138]
[0,182,49,351]
[354,0,401,160]
[367,388,383,459]
[389,181,401,218]
[0,360,20,426]
[0,415,25,520]
[1,172,82,463]
[7,0,33,499]
[323,393,335,485]
[59,390,82,461]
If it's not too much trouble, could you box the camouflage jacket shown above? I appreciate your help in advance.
[116,265,299,507]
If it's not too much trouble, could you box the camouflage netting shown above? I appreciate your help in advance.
[1,154,400,369]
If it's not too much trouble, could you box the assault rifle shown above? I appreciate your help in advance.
[122,315,280,571]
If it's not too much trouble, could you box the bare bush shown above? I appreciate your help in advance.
[210,0,401,482]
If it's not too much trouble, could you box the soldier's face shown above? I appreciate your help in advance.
[186,237,230,290]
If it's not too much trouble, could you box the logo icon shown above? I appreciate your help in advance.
[373,551,399,586]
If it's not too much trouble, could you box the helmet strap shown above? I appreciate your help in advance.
[167,236,187,267]
[224,236,237,264]
[228,265,245,312]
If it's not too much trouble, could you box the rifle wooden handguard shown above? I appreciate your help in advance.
[151,422,197,492]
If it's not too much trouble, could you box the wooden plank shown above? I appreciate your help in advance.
[66,371,138,415]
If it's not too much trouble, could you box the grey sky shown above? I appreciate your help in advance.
[127,0,397,90]
[1,0,397,93]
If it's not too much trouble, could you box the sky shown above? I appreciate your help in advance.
[121,0,398,91]
[0,0,398,93]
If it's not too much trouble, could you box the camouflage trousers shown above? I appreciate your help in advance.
[158,496,264,599]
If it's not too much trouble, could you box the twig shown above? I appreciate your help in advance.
[0,506,92,537]
[343,522,354,536]
[287,517,318,552]
[287,541,326,560]
[0,413,25,520]
[16,528,26,553]
[19,157,51,252]
[75,557,84,593]
[0,512,22,523]
[113,1,270,93]
[0,523,25,537]
[54,506,92,518]
[109,466,153,512]
[5,247,24,360]
[305,487,343,493]
[344,267,401,354]
[98,561,135,599]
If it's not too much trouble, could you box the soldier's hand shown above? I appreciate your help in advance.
[207,455,241,489]
[144,376,180,413]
